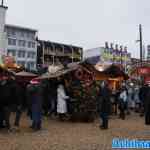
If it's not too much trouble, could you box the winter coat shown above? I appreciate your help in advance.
[98,86,111,114]
[27,84,43,113]
[139,86,148,102]
[144,87,150,113]
[57,85,69,114]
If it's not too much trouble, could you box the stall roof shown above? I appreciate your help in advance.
[16,71,38,77]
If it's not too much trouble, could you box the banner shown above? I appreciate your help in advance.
[100,47,131,65]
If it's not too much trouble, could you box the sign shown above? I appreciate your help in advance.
[138,67,150,75]
[100,47,131,65]
[145,76,150,84]
[3,56,15,66]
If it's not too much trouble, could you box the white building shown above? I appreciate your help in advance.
[0,4,7,55]
[5,24,38,70]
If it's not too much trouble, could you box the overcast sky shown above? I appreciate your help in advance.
[4,0,150,58]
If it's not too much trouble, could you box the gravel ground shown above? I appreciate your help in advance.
[0,112,150,150]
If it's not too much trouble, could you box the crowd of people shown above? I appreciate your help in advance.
[0,74,150,132]
[98,81,150,129]
[0,76,71,132]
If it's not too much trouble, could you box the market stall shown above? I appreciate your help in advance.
[32,62,128,122]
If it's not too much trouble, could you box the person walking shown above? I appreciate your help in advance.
[28,83,43,131]
[144,85,150,125]
[57,83,69,121]
[139,84,148,116]
[119,87,128,120]
[98,81,111,129]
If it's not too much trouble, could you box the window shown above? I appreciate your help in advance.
[28,42,35,48]
[18,51,26,58]
[20,32,25,37]
[32,42,35,48]
[18,40,26,47]
[8,38,16,46]
[17,61,25,66]
[27,62,35,70]
[27,52,36,59]
[30,34,35,40]
[7,29,16,37]
[28,42,32,48]
[7,49,16,57]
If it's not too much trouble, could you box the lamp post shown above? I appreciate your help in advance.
[1,0,4,6]
[139,24,143,65]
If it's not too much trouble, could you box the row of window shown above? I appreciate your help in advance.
[7,49,36,59]
[8,38,36,48]
[17,61,35,69]
[7,29,35,40]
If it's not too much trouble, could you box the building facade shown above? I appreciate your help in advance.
[0,4,7,55]
[5,24,37,70]
[37,40,83,69]
[147,45,150,61]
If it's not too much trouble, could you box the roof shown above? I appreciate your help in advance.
[38,40,82,50]
[84,56,100,65]
[15,71,38,77]
[5,24,38,32]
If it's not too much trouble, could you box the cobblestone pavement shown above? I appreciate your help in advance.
[0,112,150,150]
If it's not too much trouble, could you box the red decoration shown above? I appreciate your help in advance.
[75,68,84,80]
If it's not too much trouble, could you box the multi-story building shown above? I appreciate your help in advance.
[37,40,83,68]
[147,45,150,61]
[0,3,7,55]
[5,24,38,70]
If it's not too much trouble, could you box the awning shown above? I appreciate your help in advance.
[16,71,38,77]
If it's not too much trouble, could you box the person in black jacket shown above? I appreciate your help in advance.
[98,81,111,129]
[0,78,14,131]
[144,85,150,125]
[139,84,148,115]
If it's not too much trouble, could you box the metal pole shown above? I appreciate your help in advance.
[71,46,74,63]
[1,0,4,6]
[139,24,143,65]
[121,49,123,67]
[42,41,45,65]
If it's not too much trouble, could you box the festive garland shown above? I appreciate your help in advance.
[75,67,95,88]
[75,68,84,80]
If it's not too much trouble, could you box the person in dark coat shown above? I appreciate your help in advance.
[0,78,15,131]
[47,79,58,116]
[0,80,5,129]
[144,85,150,125]
[13,82,25,129]
[139,84,148,115]
[28,83,43,131]
[98,81,111,129]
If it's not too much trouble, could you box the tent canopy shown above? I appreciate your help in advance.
[15,71,38,77]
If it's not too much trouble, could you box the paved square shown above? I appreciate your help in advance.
[0,113,149,150]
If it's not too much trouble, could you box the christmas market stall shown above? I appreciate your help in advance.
[33,61,128,122]
[64,62,97,122]
[32,62,97,122]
